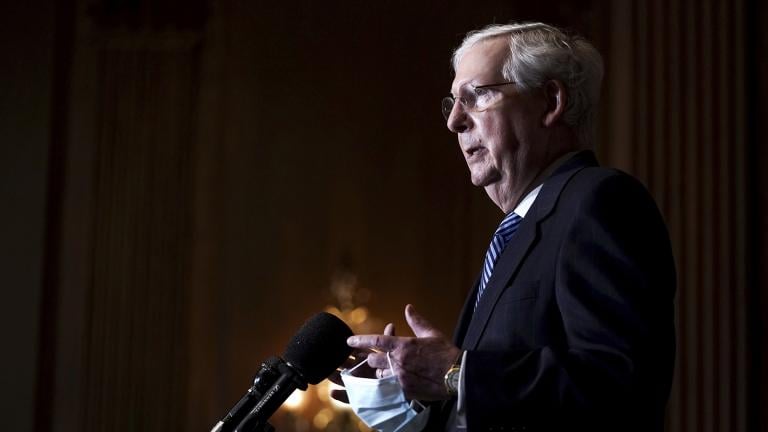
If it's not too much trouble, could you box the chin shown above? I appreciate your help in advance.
[469,169,501,187]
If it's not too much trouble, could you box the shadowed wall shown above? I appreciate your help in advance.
[1,0,765,431]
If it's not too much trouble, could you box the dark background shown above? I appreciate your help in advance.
[1,0,766,431]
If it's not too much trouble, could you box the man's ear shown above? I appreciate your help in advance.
[543,80,567,127]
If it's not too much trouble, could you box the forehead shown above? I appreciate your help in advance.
[452,37,509,90]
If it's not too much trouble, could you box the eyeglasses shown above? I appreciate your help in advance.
[441,81,517,120]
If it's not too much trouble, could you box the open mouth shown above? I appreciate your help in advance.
[465,146,484,158]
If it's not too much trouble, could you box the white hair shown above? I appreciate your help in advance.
[452,22,604,148]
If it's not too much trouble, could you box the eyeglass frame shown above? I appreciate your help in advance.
[441,81,518,120]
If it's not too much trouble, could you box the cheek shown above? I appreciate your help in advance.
[490,126,521,163]
[478,119,508,150]
[475,121,498,144]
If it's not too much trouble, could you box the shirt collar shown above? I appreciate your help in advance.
[513,184,542,217]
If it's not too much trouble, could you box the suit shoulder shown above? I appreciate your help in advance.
[534,161,654,222]
[549,166,665,228]
[571,166,643,187]
[565,166,652,201]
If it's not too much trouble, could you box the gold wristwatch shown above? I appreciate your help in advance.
[443,352,463,396]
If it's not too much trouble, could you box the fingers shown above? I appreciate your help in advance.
[342,358,378,379]
[347,334,398,351]
[365,351,392,371]
[384,322,395,336]
[343,307,460,401]
[405,304,443,338]
[330,389,349,404]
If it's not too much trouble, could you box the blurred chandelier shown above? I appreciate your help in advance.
[277,268,380,432]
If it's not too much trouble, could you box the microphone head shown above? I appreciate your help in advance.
[283,312,354,384]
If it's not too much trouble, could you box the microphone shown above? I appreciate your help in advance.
[211,312,354,432]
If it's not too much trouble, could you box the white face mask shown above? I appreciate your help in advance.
[341,353,431,432]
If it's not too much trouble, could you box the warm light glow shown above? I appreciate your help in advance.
[292,279,376,431]
[349,307,369,324]
[282,389,306,411]
[312,408,334,429]
[316,381,330,402]
[325,306,342,317]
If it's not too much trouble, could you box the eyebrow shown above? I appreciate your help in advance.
[449,81,476,97]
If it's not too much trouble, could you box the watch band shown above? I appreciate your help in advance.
[444,351,464,396]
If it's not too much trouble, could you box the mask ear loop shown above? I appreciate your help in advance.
[345,355,370,375]
[344,351,396,376]
[386,352,426,411]
[385,351,396,374]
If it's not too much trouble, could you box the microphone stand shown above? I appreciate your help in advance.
[211,358,282,432]
[234,362,308,432]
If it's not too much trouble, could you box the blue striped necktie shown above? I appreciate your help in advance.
[475,212,523,310]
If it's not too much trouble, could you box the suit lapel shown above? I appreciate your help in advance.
[452,278,479,346]
[459,151,598,350]
[460,218,538,349]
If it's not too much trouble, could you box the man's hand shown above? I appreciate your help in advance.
[328,322,396,403]
[347,304,461,401]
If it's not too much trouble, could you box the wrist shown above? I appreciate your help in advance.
[443,351,463,397]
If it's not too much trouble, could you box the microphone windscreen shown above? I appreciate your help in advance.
[283,312,354,384]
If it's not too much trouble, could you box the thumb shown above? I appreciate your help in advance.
[384,322,396,336]
[405,304,443,338]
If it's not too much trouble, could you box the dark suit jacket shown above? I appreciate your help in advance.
[432,151,676,431]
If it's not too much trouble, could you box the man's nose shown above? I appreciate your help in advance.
[446,102,470,133]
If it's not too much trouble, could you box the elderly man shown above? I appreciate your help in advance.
[345,22,675,431]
